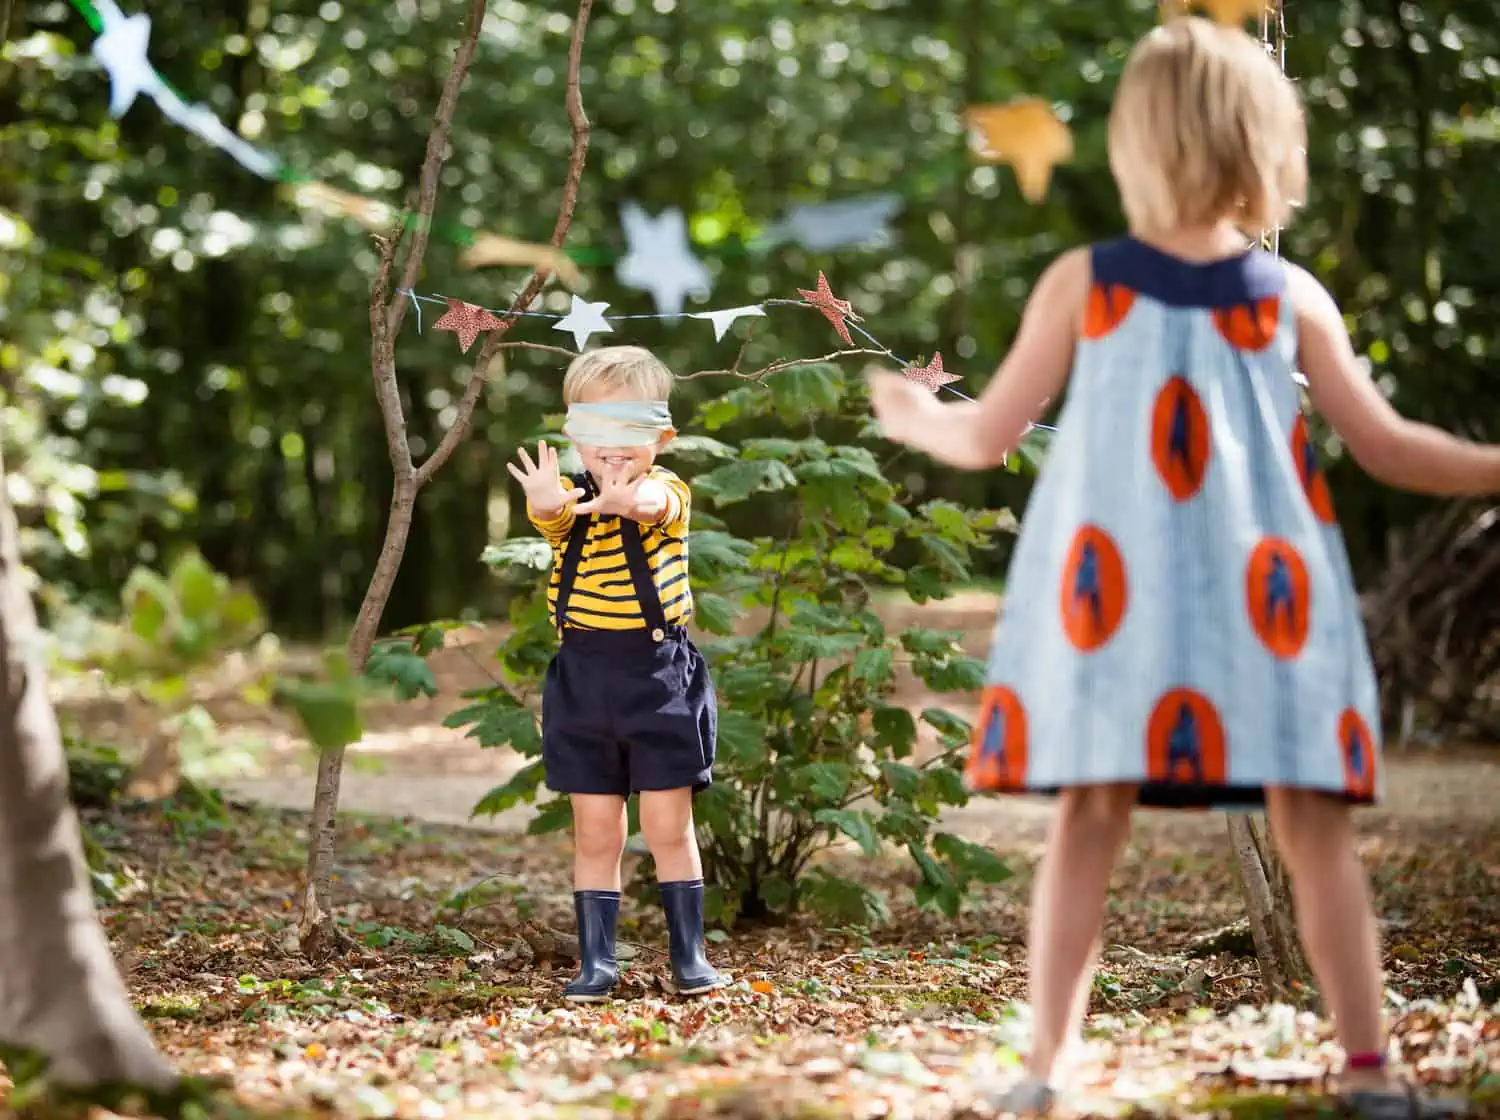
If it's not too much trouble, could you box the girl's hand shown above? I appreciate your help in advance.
[506,441,585,516]
[572,466,639,517]
[868,370,940,445]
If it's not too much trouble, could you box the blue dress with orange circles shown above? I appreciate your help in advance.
[966,237,1382,809]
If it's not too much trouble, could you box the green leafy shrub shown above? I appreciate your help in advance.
[450,365,1031,925]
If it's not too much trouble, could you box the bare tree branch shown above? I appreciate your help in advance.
[385,0,490,342]
[368,222,416,472]
[678,348,893,384]
[415,0,594,488]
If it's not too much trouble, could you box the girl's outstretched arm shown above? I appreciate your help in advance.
[869,248,1086,470]
[1290,265,1500,496]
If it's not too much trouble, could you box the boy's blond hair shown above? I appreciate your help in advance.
[1108,17,1306,236]
[562,346,675,404]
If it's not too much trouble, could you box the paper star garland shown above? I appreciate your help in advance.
[797,272,861,346]
[91,0,160,117]
[756,193,904,253]
[432,298,504,353]
[154,91,279,178]
[553,295,614,351]
[287,181,392,230]
[689,305,766,342]
[615,202,712,316]
[1163,0,1272,25]
[903,353,962,392]
[460,233,584,290]
[964,98,1075,203]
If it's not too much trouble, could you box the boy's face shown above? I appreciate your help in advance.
[569,383,674,481]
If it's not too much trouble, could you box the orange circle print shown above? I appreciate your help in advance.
[1244,537,1311,659]
[1291,413,1336,524]
[1059,525,1128,652]
[966,685,1028,792]
[1212,297,1279,352]
[1338,708,1378,800]
[1146,688,1227,786]
[1151,376,1212,501]
[1082,282,1136,340]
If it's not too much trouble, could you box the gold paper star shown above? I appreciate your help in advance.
[1162,0,1272,25]
[432,298,504,353]
[796,271,861,346]
[964,98,1075,204]
[903,353,962,393]
[458,233,584,290]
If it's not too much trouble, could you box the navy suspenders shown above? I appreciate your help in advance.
[553,471,670,642]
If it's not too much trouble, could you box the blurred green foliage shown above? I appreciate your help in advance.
[1,0,1497,638]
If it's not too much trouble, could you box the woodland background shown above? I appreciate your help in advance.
[3,0,1495,645]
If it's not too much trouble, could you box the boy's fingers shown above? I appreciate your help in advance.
[515,447,536,473]
[572,497,600,514]
[506,462,528,484]
[562,487,585,503]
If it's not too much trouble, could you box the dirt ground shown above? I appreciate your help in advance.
[36,592,1500,1118]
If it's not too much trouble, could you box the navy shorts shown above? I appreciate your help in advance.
[541,625,716,797]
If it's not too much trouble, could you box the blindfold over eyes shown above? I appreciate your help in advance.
[563,400,674,447]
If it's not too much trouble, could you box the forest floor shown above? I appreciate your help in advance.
[21,593,1500,1118]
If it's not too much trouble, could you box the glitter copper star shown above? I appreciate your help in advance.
[432,297,504,353]
[796,271,861,346]
[903,352,962,392]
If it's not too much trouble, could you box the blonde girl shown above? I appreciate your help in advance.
[871,17,1488,1118]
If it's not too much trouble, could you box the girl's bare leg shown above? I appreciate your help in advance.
[1025,783,1136,1085]
[1264,787,1387,1091]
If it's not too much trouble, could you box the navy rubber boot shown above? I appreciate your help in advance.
[659,879,728,996]
[563,890,620,1002]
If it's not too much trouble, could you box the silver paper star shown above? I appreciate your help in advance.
[688,304,766,342]
[755,193,903,253]
[91,0,160,118]
[553,295,614,351]
[615,202,712,316]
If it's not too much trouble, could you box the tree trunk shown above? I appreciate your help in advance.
[298,475,418,960]
[1226,813,1314,1007]
[0,448,176,1091]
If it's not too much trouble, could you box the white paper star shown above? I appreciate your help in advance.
[688,305,766,342]
[615,202,712,317]
[553,296,614,351]
[90,0,160,118]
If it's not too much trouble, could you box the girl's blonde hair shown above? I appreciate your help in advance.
[1108,17,1307,236]
[562,345,675,404]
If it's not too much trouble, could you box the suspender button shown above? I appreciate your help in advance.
[651,627,665,642]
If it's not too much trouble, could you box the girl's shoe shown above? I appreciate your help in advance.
[562,890,620,1002]
[658,879,729,996]
[984,1078,1056,1117]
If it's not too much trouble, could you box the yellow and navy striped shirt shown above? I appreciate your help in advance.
[529,466,693,631]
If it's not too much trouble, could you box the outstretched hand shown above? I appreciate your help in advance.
[572,466,640,517]
[506,442,585,516]
[868,370,939,446]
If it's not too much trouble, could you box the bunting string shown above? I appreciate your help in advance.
[396,276,1060,433]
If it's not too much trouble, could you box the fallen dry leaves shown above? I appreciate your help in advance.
[3,783,1495,1119]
